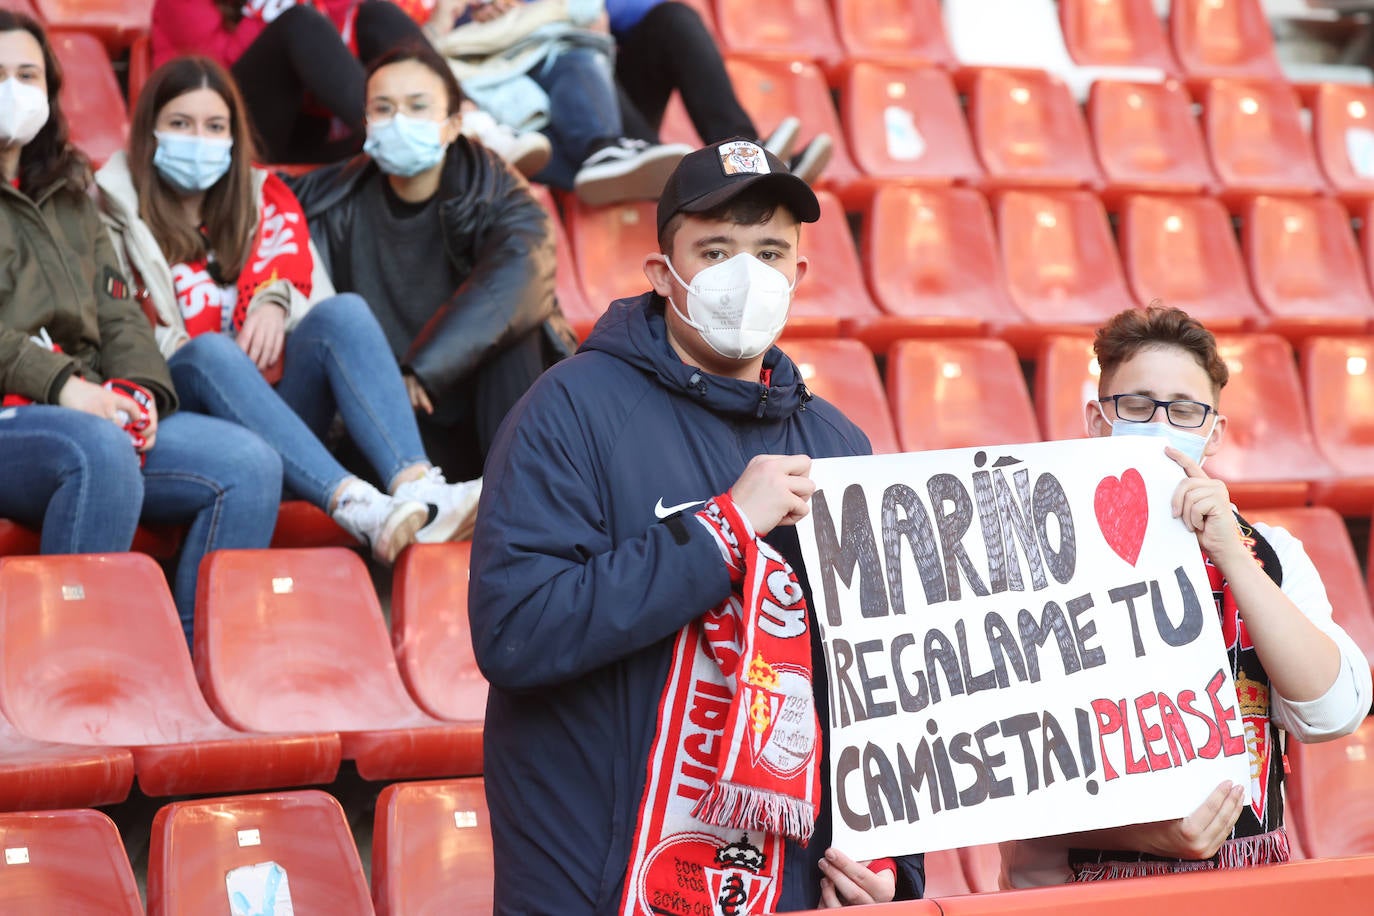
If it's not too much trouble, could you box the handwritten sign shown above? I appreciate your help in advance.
[795,437,1250,860]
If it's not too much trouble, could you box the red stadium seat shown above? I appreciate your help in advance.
[391,543,488,723]
[1059,0,1180,75]
[1169,0,1284,92]
[922,848,972,897]
[0,707,134,812]
[1246,507,1374,680]
[840,61,983,192]
[31,0,153,52]
[886,338,1040,453]
[49,31,127,168]
[832,0,957,70]
[967,68,1103,192]
[269,500,352,549]
[0,0,37,16]
[1033,334,1099,441]
[372,778,493,916]
[1311,82,1374,210]
[196,547,483,780]
[1242,195,1374,340]
[147,790,371,916]
[1286,717,1374,859]
[1206,333,1331,509]
[862,184,1028,342]
[1117,193,1263,331]
[996,189,1136,331]
[0,553,341,796]
[1202,79,1328,206]
[1088,79,1218,202]
[0,809,141,915]
[780,339,900,454]
[960,843,1003,893]
[789,189,884,341]
[1300,337,1374,515]
[528,185,600,341]
[0,519,183,558]
[712,0,845,71]
[565,198,657,324]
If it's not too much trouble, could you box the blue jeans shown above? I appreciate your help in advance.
[532,46,623,189]
[0,404,281,641]
[168,293,429,508]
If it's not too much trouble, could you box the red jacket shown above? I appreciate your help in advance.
[150,0,358,70]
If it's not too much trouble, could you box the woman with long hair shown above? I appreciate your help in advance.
[97,55,482,566]
[0,11,282,643]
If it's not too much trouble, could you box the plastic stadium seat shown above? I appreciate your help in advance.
[1117,193,1264,331]
[0,707,134,812]
[712,0,844,71]
[862,184,1028,342]
[1300,337,1374,515]
[780,339,900,454]
[565,198,656,324]
[1169,0,1285,91]
[1088,79,1219,201]
[996,189,1136,331]
[528,185,599,341]
[372,778,492,916]
[0,0,36,15]
[1034,334,1098,441]
[1202,78,1328,205]
[147,790,371,916]
[886,338,1040,452]
[1059,0,1180,76]
[50,31,127,168]
[1206,333,1331,509]
[921,848,972,897]
[723,56,864,204]
[0,520,182,558]
[833,0,957,70]
[391,543,488,723]
[1311,82,1374,209]
[1242,195,1374,339]
[0,520,41,558]
[1286,717,1374,858]
[961,843,1003,893]
[1246,507,1374,680]
[967,67,1103,192]
[0,553,341,797]
[0,809,141,915]
[196,547,483,780]
[789,189,884,341]
[269,500,352,549]
[31,0,153,52]
[840,61,983,191]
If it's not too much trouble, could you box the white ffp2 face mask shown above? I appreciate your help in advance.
[0,78,50,148]
[664,252,795,360]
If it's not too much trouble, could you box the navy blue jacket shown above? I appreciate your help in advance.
[470,293,925,913]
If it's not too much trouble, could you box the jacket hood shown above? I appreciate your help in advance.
[579,292,811,422]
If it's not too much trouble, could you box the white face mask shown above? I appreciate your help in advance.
[1098,402,1217,466]
[0,78,49,147]
[664,252,795,360]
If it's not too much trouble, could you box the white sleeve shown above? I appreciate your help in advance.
[1255,522,1372,743]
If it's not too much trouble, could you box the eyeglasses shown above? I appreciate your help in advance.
[1099,393,1214,428]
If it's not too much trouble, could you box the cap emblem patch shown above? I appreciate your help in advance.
[718,140,770,176]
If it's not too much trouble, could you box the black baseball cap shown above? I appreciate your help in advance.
[656,138,820,235]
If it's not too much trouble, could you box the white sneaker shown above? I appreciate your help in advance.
[762,116,801,163]
[462,108,552,177]
[394,468,483,543]
[573,139,693,206]
[331,480,430,564]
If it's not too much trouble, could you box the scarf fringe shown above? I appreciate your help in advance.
[1073,828,1290,882]
[691,780,816,845]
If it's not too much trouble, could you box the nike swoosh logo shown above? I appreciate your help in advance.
[654,497,703,519]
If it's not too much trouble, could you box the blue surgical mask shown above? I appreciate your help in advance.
[1109,415,1215,465]
[364,114,446,177]
[153,132,233,193]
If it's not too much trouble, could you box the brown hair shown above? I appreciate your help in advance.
[214,1,242,28]
[366,42,467,115]
[128,56,258,283]
[1,11,90,196]
[657,183,789,254]
[1094,304,1230,397]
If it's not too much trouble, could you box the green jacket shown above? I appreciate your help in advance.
[0,178,176,413]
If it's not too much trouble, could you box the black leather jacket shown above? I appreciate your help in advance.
[287,138,569,400]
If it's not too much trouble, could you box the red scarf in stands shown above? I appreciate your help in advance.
[622,494,820,916]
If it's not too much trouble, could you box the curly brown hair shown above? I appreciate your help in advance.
[1094,304,1230,398]
[1,10,90,197]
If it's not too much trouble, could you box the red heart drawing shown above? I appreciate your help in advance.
[1095,468,1149,566]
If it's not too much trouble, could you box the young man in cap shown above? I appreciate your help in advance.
[469,140,925,913]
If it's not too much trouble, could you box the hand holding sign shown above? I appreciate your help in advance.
[1167,446,1245,564]
[730,454,815,535]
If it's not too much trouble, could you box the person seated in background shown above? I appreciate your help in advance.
[96,56,483,564]
[289,43,570,480]
[427,0,693,204]
[605,0,832,183]
[0,11,281,643]
[1001,305,1372,886]
[150,0,431,163]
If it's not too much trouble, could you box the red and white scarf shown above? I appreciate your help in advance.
[622,494,821,916]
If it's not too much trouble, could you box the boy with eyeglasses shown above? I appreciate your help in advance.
[1001,305,1371,887]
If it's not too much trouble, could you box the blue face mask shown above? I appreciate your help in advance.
[1109,416,1215,465]
[364,114,446,177]
[153,132,233,193]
